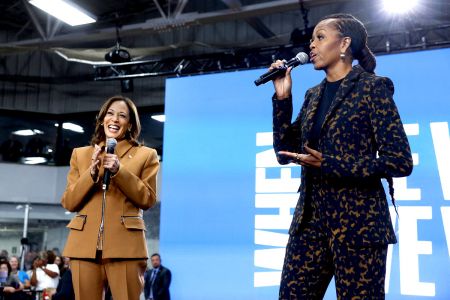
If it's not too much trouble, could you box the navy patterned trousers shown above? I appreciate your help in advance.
[279,217,388,300]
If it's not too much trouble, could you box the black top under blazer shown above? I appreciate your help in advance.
[272,65,413,247]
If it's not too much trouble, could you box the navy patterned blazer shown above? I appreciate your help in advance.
[272,65,413,247]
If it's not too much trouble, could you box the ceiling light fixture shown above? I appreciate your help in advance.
[23,157,48,165]
[12,129,44,136]
[382,0,419,14]
[63,122,84,133]
[151,115,166,122]
[55,122,84,133]
[29,0,96,26]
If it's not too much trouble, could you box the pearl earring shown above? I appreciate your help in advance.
[340,52,346,59]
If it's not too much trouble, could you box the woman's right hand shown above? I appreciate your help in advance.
[270,59,292,100]
[90,144,102,179]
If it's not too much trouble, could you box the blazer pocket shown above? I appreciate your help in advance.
[121,216,146,231]
[66,215,87,231]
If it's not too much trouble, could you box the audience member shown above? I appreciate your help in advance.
[8,256,30,289]
[54,256,69,279]
[0,250,9,259]
[0,260,23,300]
[144,254,171,300]
[30,251,59,292]
[52,263,74,300]
[54,256,61,267]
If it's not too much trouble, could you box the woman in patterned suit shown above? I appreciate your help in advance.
[61,96,160,300]
[269,14,413,299]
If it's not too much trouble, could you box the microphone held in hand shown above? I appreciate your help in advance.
[254,52,309,86]
[102,138,117,191]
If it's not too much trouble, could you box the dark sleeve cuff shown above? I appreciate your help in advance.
[272,93,292,102]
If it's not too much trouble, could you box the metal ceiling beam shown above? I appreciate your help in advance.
[21,0,47,41]
[2,0,349,48]
[92,23,450,81]
[221,0,276,39]
[14,20,32,40]
[3,23,449,84]
[173,0,189,18]
[152,0,167,19]
[246,17,276,39]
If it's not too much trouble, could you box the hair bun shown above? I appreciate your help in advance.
[357,45,376,73]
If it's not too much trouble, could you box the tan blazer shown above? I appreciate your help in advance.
[61,139,159,259]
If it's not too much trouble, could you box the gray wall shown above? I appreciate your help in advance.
[0,162,68,204]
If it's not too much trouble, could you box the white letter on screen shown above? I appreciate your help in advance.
[255,194,297,230]
[441,207,450,257]
[255,132,300,193]
[398,206,435,296]
[430,122,450,200]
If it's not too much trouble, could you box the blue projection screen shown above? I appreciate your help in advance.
[160,48,450,299]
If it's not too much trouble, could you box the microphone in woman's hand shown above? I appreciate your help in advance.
[254,52,309,86]
[102,138,117,191]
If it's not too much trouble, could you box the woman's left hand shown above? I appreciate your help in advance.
[103,154,120,174]
[278,145,322,168]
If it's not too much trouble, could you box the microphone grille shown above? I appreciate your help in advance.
[106,138,117,148]
[295,52,309,65]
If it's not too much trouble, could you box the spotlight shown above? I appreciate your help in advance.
[104,48,131,63]
[105,47,134,92]
[290,27,313,46]
[382,0,419,14]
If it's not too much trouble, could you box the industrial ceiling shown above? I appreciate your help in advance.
[0,0,448,114]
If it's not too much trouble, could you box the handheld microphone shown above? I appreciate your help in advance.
[102,138,117,191]
[254,52,309,86]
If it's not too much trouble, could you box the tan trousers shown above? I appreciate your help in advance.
[70,254,147,300]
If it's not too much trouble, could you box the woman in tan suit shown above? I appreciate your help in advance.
[61,95,160,300]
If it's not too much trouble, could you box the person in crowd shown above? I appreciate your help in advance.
[8,256,30,289]
[62,257,70,271]
[0,250,9,259]
[269,14,413,299]
[61,95,160,300]
[53,256,67,278]
[144,254,171,300]
[54,256,61,267]
[24,251,37,272]
[30,251,59,292]
[45,251,56,266]
[0,260,23,300]
[52,262,74,300]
